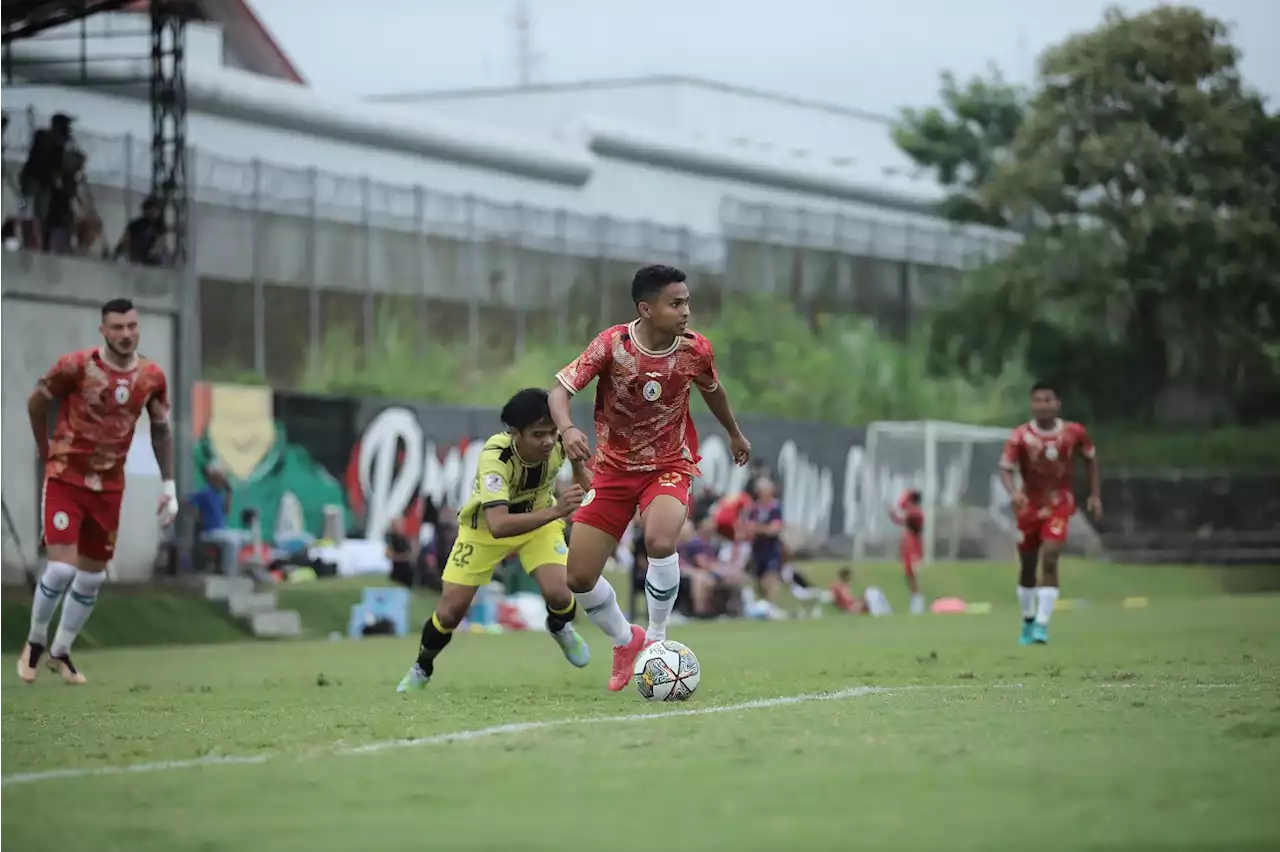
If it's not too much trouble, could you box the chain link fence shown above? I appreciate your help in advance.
[3,106,1017,387]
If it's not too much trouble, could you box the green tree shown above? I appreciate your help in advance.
[891,64,1026,227]
[946,5,1280,423]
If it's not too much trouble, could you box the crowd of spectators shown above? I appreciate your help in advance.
[2,109,166,264]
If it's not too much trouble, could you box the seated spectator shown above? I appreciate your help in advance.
[185,461,247,574]
[115,195,166,265]
[386,516,416,588]
[679,519,744,618]
[831,567,866,614]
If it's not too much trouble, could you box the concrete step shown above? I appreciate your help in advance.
[203,575,255,601]
[250,609,302,638]
[228,591,278,617]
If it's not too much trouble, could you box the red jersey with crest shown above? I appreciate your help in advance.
[1000,419,1095,510]
[38,348,170,492]
[555,321,718,476]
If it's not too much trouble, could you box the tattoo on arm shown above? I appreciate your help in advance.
[151,419,174,480]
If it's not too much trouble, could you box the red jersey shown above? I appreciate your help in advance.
[37,348,170,492]
[1000,419,1095,510]
[894,491,924,537]
[715,491,753,528]
[556,321,718,475]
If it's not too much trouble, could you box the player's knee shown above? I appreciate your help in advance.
[433,596,470,629]
[565,565,595,595]
[643,531,679,559]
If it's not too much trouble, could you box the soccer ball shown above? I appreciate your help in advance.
[633,640,700,701]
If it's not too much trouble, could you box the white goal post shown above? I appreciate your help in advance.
[852,420,1016,565]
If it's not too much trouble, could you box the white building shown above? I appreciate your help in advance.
[2,2,1015,380]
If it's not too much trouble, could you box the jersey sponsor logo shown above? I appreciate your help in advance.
[1048,518,1066,536]
[642,380,662,402]
[657,472,683,488]
[483,473,505,494]
[52,511,69,531]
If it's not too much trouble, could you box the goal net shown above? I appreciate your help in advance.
[852,420,1019,565]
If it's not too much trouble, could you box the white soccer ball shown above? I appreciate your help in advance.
[633,640,700,701]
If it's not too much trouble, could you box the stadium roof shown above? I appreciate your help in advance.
[2,0,303,83]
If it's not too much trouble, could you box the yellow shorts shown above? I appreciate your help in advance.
[441,520,568,587]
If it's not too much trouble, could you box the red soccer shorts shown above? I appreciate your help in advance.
[1016,499,1074,553]
[42,477,124,562]
[573,468,693,541]
[900,533,922,579]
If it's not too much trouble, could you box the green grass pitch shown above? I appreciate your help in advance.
[3,576,1279,851]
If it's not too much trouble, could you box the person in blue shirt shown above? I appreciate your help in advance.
[750,477,785,603]
[185,462,245,573]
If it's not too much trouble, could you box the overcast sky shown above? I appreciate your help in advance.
[254,0,1279,116]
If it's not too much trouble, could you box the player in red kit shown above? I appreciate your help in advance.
[999,381,1101,645]
[550,264,751,691]
[888,489,927,614]
[18,298,179,684]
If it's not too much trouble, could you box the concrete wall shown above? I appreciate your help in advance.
[1,253,181,583]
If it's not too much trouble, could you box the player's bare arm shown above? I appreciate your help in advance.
[549,384,590,461]
[569,457,593,493]
[147,385,179,527]
[999,457,1028,511]
[695,377,750,465]
[1085,449,1102,520]
[28,388,52,461]
[29,355,77,459]
[484,487,584,540]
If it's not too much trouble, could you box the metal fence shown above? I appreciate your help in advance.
[2,106,1018,387]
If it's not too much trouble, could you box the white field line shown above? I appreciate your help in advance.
[0,680,1239,788]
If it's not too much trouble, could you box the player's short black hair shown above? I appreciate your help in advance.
[1030,380,1058,397]
[906,490,922,505]
[101,298,135,318]
[631,264,687,305]
[837,566,852,580]
[500,388,553,431]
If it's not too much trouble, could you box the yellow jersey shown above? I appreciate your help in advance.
[458,432,567,533]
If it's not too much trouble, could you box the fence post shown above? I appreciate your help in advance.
[414,184,427,356]
[554,209,569,343]
[512,203,526,362]
[306,168,319,363]
[175,145,202,497]
[596,215,610,328]
[465,195,480,361]
[251,159,265,377]
[361,176,374,361]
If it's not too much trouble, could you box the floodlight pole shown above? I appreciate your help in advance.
[150,0,188,263]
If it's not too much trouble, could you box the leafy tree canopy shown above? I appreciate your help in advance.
[891,64,1026,227]
[927,5,1280,423]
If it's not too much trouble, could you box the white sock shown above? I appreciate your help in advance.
[644,553,681,642]
[910,593,925,615]
[575,577,632,646]
[1017,586,1037,620]
[29,561,76,645]
[1035,586,1059,626]
[51,569,106,657]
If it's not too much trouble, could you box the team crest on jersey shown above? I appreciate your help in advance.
[52,511,69,531]
[642,380,662,402]
[1044,443,1059,461]
[113,381,131,404]
[580,488,596,507]
[483,473,505,494]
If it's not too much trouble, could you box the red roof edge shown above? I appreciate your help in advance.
[233,0,305,85]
